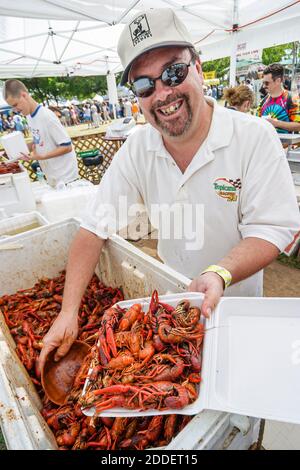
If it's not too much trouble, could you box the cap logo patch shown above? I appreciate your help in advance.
[130,14,152,46]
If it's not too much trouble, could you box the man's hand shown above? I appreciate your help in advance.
[266,117,278,128]
[188,272,224,318]
[20,144,42,162]
[37,311,78,375]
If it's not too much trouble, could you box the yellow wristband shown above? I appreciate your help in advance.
[201,265,232,289]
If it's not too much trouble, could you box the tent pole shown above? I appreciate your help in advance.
[106,57,118,119]
[229,0,239,87]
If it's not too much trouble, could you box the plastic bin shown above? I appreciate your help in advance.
[0,211,48,239]
[0,219,259,449]
[0,163,36,216]
[39,185,97,222]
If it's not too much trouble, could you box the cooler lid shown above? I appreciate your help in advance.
[202,297,300,424]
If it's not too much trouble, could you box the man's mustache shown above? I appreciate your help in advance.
[151,93,187,112]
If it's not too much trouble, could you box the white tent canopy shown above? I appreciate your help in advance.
[0,1,299,78]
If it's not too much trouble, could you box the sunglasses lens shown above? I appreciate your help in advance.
[132,77,155,98]
[132,63,190,98]
[162,63,188,87]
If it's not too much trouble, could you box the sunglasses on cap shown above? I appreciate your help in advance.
[130,61,194,98]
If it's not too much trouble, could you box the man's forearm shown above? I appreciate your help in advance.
[61,227,106,316]
[38,145,73,160]
[218,237,280,285]
[273,120,300,132]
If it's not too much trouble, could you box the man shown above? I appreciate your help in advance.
[257,63,300,134]
[3,80,79,187]
[38,8,300,370]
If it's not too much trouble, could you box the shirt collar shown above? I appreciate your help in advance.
[30,104,42,118]
[146,97,234,157]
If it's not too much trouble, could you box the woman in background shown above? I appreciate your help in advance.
[223,85,254,113]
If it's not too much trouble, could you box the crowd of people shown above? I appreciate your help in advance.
[0,97,142,137]
[0,111,29,136]
[48,97,141,130]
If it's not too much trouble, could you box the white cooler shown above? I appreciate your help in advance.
[0,219,260,450]
[0,163,36,216]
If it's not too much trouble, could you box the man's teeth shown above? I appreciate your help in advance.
[160,102,181,116]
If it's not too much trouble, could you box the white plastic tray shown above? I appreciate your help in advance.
[82,292,205,417]
[0,211,48,238]
[82,293,300,424]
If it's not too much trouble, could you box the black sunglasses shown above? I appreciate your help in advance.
[130,61,193,98]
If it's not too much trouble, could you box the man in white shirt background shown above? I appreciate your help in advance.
[4,79,79,187]
[38,8,300,369]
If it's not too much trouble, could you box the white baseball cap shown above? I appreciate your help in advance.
[118,8,194,86]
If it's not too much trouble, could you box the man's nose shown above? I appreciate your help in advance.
[153,78,174,102]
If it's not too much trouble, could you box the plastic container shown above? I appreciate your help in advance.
[83,292,300,425]
[0,131,29,160]
[0,219,259,450]
[0,211,48,239]
[78,149,100,158]
[0,163,36,216]
[39,185,97,222]
[36,167,46,184]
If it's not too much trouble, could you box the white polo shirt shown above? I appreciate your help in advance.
[82,98,300,296]
[27,105,79,187]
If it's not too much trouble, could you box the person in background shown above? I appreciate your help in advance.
[13,113,24,132]
[102,102,111,123]
[283,75,291,91]
[21,115,30,137]
[1,115,10,132]
[257,63,300,134]
[259,84,267,100]
[131,99,140,121]
[37,7,300,369]
[83,104,92,128]
[211,86,218,100]
[0,114,3,134]
[124,98,132,117]
[223,85,254,113]
[62,106,71,127]
[8,116,15,132]
[95,101,104,124]
[70,106,79,126]
[90,102,99,127]
[245,78,254,92]
[3,80,79,187]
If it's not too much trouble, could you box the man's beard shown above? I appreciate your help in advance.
[150,93,193,137]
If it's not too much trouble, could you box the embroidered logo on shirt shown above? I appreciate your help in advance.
[130,15,152,46]
[214,178,241,202]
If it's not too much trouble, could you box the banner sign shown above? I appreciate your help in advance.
[203,71,216,80]
[236,43,262,69]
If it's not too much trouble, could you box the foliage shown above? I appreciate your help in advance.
[262,42,294,65]
[201,56,230,80]
[277,253,300,270]
[201,42,300,81]
[19,75,107,104]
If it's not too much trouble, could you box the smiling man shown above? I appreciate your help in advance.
[38,8,300,370]
[3,80,79,187]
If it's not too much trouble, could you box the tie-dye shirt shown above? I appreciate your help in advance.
[257,89,300,134]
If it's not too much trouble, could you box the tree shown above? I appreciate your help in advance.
[262,42,294,65]
[201,57,230,80]
[17,75,108,103]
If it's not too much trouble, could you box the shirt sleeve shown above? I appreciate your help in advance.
[81,141,144,239]
[47,111,72,146]
[238,121,300,251]
[288,95,300,123]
